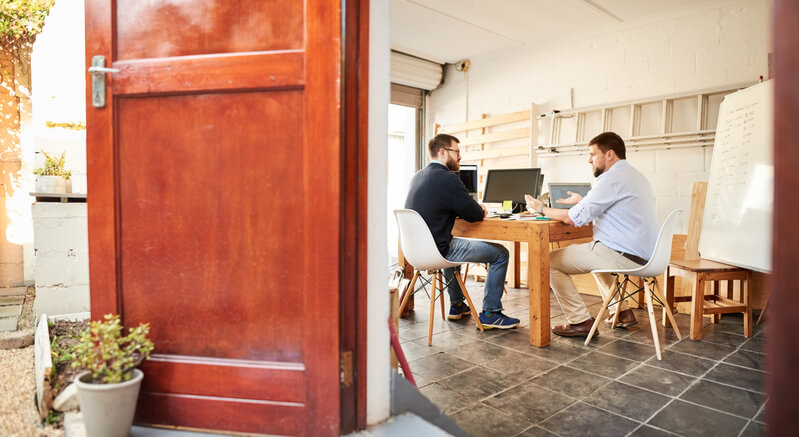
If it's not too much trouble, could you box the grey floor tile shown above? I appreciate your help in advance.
[740,420,766,437]
[740,337,766,355]
[667,338,737,361]
[523,338,592,364]
[629,425,679,437]
[539,402,638,437]
[401,341,442,362]
[648,400,748,437]
[598,339,658,361]
[679,379,764,419]
[411,372,433,388]
[624,324,683,348]
[550,328,620,349]
[754,404,766,423]
[412,330,475,350]
[516,426,558,437]
[409,352,475,381]
[704,363,766,394]
[698,327,749,348]
[418,383,475,415]
[724,349,766,371]
[450,403,531,437]
[445,339,519,365]
[484,328,537,351]
[644,350,716,377]
[531,366,611,399]
[583,381,671,422]
[620,364,696,397]
[567,350,640,379]
[400,319,459,342]
[482,350,557,379]
[439,365,527,400]
[483,380,575,423]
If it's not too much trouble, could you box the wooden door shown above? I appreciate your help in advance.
[85,1,342,435]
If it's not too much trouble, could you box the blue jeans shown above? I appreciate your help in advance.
[443,238,509,313]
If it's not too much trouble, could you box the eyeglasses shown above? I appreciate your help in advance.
[444,148,461,157]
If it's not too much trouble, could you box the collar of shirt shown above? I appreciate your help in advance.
[430,160,447,168]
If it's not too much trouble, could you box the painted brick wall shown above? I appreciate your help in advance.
[427,0,770,233]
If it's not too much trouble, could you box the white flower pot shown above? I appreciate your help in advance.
[75,369,143,437]
[35,175,67,193]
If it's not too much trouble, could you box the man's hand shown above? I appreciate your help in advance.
[480,203,488,217]
[524,194,542,212]
[555,191,583,205]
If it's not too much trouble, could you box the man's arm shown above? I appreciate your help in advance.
[525,194,574,225]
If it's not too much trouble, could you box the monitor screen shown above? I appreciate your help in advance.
[548,183,592,209]
[458,165,478,193]
[482,168,542,208]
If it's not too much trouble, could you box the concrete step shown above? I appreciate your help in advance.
[0,295,25,305]
[0,317,18,332]
[0,305,22,318]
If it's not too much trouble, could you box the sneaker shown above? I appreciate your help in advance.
[448,303,471,320]
[478,311,520,329]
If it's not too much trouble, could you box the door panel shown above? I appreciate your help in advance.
[85,0,341,435]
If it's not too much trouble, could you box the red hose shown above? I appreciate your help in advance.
[388,319,417,387]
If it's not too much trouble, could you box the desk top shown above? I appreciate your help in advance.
[452,217,593,243]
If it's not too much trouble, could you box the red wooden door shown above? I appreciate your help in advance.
[85,1,342,435]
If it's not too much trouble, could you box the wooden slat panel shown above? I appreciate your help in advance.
[459,128,529,146]
[439,110,530,134]
[116,0,303,60]
[136,393,304,436]
[112,51,305,95]
[463,145,531,161]
[141,357,305,403]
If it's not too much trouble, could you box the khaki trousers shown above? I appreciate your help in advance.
[550,241,643,324]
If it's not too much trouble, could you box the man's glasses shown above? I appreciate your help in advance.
[444,148,461,157]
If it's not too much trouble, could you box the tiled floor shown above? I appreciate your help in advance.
[398,279,767,437]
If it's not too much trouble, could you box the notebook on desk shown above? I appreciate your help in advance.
[548,183,591,209]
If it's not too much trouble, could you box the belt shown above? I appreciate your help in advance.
[598,241,649,265]
[619,251,649,265]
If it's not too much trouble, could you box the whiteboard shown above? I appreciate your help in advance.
[699,80,773,273]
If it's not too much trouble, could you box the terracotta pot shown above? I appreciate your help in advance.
[75,369,143,437]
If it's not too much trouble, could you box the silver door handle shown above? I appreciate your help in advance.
[88,66,120,75]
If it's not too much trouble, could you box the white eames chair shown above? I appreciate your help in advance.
[395,209,484,346]
[585,210,684,360]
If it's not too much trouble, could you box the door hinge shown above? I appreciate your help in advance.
[340,350,353,386]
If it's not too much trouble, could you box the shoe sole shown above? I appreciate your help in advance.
[447,312,470,321]
[552,330,599,338]
[480,322,519,330]
[604,320,638,328]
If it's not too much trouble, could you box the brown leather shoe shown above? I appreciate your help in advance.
[603,309,638,328]
[552,318,598,338]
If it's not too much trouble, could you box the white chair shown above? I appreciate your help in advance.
[395,209,484,346]
[584,210,684,360]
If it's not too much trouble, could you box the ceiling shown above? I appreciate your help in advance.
[391,0,722,64]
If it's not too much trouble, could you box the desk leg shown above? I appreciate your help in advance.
[529,227,550,347]
[513,242,521,289]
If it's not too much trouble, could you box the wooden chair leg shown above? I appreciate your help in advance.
[756,285,769,326]
[399,271,419,316]
[663,268,675,327]
[690,278,705,340]
[644,280,662,360]
[455,271,484,332]
[636,277,645,309]
[428,273,437,346]
[586,273,615,345]
[711,280,721,323]
[651,279,682,340]
[743,273,753,337]
[437,272,446,320]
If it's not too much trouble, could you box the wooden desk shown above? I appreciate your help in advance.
[399,217,592,347]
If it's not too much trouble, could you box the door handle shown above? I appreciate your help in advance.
[89,55,119,108]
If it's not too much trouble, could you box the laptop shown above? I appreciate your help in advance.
[548,183,591,209]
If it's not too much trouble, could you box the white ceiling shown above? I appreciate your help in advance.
[391,0,723,64]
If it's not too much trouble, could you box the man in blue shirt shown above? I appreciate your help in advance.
[525,132,658,337]
[405,134,519,329]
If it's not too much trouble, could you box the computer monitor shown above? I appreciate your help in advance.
[548,183,592,209]
[482,168,542,213]
[458,165,478,193]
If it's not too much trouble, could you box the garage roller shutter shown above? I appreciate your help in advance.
[390,51,442,91]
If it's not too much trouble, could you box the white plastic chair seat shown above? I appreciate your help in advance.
[585,209,684,360]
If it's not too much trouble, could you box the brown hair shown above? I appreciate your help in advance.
[428,133,459,157]
[589,131,626,159]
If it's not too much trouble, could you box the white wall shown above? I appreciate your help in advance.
[427,0,770,232]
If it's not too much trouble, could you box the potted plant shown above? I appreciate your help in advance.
[72,314,154,437]
[33,150,72,193]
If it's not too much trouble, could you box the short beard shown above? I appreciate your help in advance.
[593,167,603,177]
[446,158,459,172]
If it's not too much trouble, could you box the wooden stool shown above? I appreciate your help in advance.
[665,259,752,340]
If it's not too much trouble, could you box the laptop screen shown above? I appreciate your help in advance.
[548,183,592,209]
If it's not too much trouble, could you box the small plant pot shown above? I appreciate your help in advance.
[35,175,67,193]
[75,369,143,437]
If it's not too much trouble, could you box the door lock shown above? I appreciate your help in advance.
[89,55,119,108]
